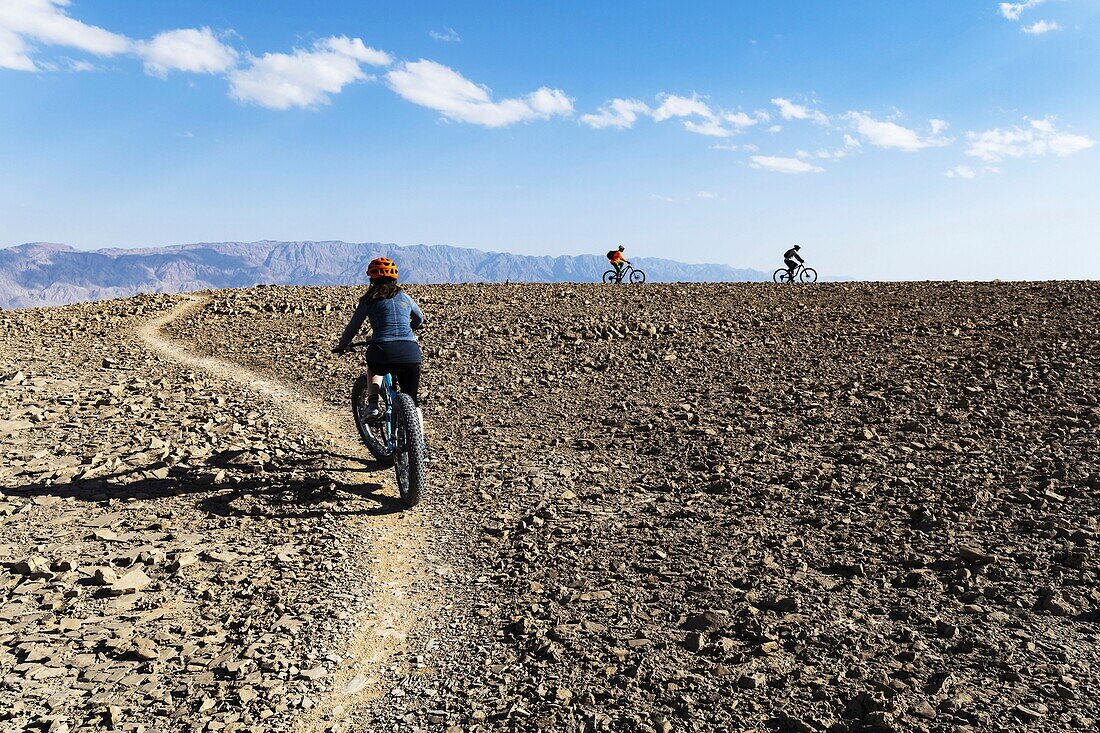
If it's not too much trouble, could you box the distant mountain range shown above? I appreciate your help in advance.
[0,240,771,309]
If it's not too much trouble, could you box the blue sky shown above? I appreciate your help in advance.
[1,1,1098,279]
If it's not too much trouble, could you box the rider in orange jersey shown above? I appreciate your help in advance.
[606,245,629,279]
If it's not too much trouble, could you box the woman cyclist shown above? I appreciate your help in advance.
[332,257,424,421]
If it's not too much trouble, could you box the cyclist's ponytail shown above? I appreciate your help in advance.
[362,279,401,302]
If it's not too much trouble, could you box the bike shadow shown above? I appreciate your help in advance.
[3,448,408,520]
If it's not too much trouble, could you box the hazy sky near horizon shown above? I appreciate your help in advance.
[2,1,1098,280]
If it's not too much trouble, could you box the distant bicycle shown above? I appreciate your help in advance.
[346,343,427,507]
[773,263,818,284]
[602,265,647,284]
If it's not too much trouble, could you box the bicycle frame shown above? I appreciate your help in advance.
[381,373,397,453]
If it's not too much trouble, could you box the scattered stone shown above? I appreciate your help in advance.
[12,555,51,577]
[108,568,151,595]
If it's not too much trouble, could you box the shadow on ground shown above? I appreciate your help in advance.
[3,448,406,519]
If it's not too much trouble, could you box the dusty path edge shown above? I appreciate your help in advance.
[139,295,429,732]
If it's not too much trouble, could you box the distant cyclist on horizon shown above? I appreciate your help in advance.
[606,245,629,280]
[783,245,804,281]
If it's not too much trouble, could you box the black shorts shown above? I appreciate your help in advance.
[366,340,422,364]
[366,342,423,404]
[367,362,421,404]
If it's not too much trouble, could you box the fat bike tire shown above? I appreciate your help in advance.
[393,392,427,507]
[352,376,394,466]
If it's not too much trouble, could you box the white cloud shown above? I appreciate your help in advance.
[847,112,951,151]
[1021,20,1060,34]
[772,97,829,125]
[750,155,824,174]
[2,3,577,125]
[999,1,1045,21]
[724,110,768,128]
[429,27,461,43]
[584,93,760,138]
[651,94,712,122]
[930,119,949,135]
[0,28,37,71]
[527,86,573,116]
[965,117,1095,162]
[386,59,572,127]
[229,36,389,110]
[0,0,131,71]
[946,165,976,179]
[653,94,737,137]
[711,142,758,152]
[580,98,651,129]
[807,134,864,161]
[697,191,719,199]
[320,36,392,66]
[136,27,238,77]
[683,118,733,138]
[724,111,756,128]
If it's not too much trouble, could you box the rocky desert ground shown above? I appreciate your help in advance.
[1,282,1098,733]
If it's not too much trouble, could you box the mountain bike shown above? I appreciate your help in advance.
[602,265,646,284]
[773,263,818,283]
[345,343,427,507]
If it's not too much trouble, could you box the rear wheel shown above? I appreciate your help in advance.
[392,393,427,507]
[352,376,394,466]
[800,267,818,283]
[602,270,618,284]
[773,268,792,283]
[629,269,646,284]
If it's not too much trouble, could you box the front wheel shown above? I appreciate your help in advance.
[800,267,818,283]
[352,376,394,466]
[602,270,618,284]
[629,269,646,284]
[773,268,792,284]
[392,392,427,507]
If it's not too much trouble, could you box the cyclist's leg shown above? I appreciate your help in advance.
[392,364,429,457]
[363,346,386,396]
[784,260,796,279]
[391,364,421,404]
[364,361,390,418]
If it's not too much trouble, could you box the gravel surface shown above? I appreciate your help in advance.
[1,295,425,733]
[3,281,1099,732]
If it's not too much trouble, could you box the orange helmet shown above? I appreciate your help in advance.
[367,257,398,280]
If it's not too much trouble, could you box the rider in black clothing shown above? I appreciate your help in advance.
[784,245,804,280]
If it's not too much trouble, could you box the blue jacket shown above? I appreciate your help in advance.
[338,291,424,347]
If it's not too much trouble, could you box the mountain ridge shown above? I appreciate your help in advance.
[0,240,770,309]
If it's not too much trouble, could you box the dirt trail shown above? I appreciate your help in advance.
[139,296,427,731]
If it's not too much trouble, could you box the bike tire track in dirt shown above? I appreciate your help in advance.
[139,295,428,732]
